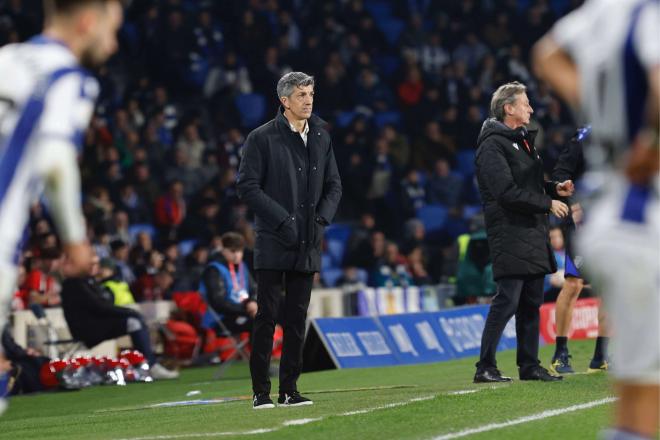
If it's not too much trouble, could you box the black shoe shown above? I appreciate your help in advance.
[473,367,513,383]
[587,358,609,373]
[277,391,313,407]
[252,393,275,409]
[550,351,575,375]
[520,366,563,382]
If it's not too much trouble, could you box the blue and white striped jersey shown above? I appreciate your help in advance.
[0,35,98,267]
[551,0,659,160]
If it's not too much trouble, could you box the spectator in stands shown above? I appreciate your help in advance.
[131,162,159,211]
[354,68,394,112]
[109,238,135,284]
[426,159,464,208]
[112,210,131,244]
[399,168,426,220]
[455,219,496,304]
[60,256,178,379]
[152,268,175,301]
[343,211,376,267]
[372,241,413,287]
[199,232,257,333]
[155,179,186,240]
[397,65,425,108]
[98,257,136,306]
[381,125,410,170]
[176,243,210,292]
[117,181,150,224]
[22,247,62,308]
[412,121,456,170]
[419,33,450,75]
[175,122,206,169]
[338,151,371,220]
[405,246,432,286]
[363,230,387,275]
[218,128,244,169]
[180,198,222,243]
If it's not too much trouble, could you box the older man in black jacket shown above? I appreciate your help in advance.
[237,71,342,409]
[473,81,573,384]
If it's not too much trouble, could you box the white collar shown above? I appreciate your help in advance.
[289,120,309,136]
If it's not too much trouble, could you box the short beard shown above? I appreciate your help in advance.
[80,45,104,70]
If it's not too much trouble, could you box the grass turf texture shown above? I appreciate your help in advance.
[2,340,613,440]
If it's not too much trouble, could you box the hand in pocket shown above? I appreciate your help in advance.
[278,215,298,247]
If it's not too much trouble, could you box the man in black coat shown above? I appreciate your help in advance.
[237,71,342,409]
[473,81,573,383]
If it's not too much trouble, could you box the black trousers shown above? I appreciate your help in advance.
[250,270,314,394]
[476,276,544,375]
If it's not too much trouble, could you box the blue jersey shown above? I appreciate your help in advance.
[0,35,98,266]
[551,0,659,162]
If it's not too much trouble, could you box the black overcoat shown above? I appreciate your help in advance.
[475,118,559,280]
[237,109,342,272]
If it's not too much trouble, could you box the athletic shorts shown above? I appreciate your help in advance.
[577,178,660,384]
[562,225,583,279]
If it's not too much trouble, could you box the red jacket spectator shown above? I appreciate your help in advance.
[397,66,424,107]
[155,180,186,228]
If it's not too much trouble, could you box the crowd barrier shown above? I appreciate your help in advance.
[303,305,517,371]
[11,290,600,368]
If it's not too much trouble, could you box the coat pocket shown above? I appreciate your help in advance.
[277,215,299,249]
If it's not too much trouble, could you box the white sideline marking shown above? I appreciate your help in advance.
[283,417,323,426]
[341,395,436,416]
[115,388,487,440]
[431,397,617,440]
[447,390,480,396]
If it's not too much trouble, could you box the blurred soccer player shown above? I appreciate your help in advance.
[534,0,659,438]
[0,0,123,413]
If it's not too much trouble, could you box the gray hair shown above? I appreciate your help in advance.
[490,81,526,121]
[276,71,315,98]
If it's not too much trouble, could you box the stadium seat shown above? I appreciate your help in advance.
[326,240,346,267]
[456,150,476,178]
[364,0,393,21]
[321,253,333,271]
[444,217,470,239]
[178,239,197,257]
[416,204,449,232]
[373,111,402,129]
[324,223,353,243]
[375,17,405,47]
[374,55,401,79]
[321,268,343,288]
[128,224,156,243]
[335,111,358,128]
[234,93,266,129]
[463,204,483,220]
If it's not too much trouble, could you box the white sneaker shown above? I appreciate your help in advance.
[149,363,179,380]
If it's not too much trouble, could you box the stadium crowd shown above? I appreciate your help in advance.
[0,0,582,311]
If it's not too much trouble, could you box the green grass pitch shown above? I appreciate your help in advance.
[2,339,614,440]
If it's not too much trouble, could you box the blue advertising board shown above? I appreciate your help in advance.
[310,305,518,369]
[378,312,455,364]
[310,316,400,369]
